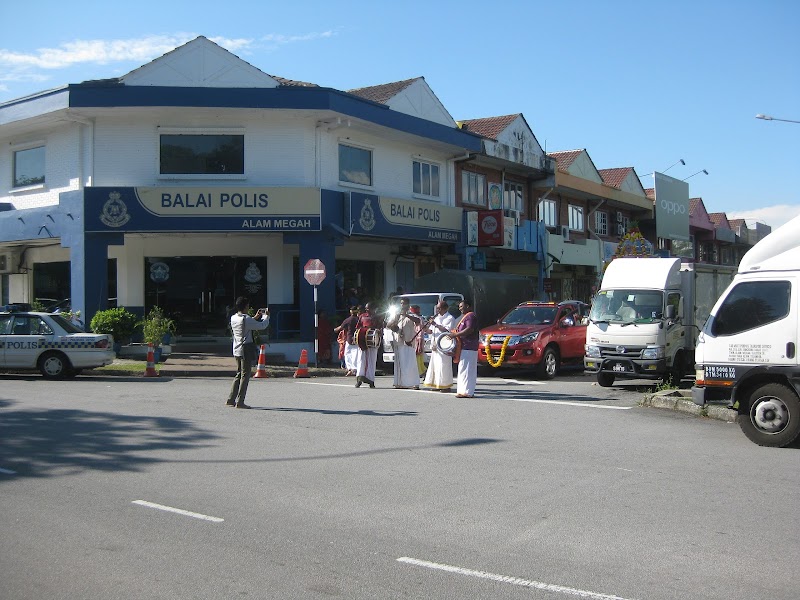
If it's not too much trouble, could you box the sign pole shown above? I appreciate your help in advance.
[313,284,319,368]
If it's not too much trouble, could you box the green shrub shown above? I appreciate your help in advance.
[90,307,138,343]
[138,306,177,347]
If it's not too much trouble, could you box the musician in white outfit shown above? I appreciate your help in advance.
[423,301,456,391]
[388,297,421,389]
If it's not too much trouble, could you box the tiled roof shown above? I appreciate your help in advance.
[689,198,701,215]
[269,75,318,87]
[548,150,584,172]
[458,114,519,140]
[644,187,655,200]
[728,218,746,231]
[598,167,634,189]
[347,77,421,104]
[709,212,731,228]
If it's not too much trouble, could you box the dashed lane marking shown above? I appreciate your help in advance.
[397,557,637,600]
[132,500,224,523]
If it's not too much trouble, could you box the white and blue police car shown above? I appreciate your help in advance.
[0,310,115,378]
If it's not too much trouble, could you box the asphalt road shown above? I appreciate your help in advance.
[1,371,798,599]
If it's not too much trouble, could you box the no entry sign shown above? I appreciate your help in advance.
[303,258,326,286]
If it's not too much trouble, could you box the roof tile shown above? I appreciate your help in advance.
[347,77,421,104]
[458,114,519,140]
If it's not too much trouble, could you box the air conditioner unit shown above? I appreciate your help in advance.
[617,223,626,236]
[559,225,571,241]
[616,212,624,224]
[0,251,20,274]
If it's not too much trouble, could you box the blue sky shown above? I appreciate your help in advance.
[2,0,798,228]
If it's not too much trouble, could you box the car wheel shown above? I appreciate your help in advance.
[38,351,73,379]
[597,372,615,387]
[537,347,558,379]
[739,383,800,448]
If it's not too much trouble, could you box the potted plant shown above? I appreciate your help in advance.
[139,306,177,363]
[90,307,139,353]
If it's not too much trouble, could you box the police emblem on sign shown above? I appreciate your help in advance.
[100,191,131,227]
[359,198,376,232]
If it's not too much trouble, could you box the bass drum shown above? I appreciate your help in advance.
[355,327,382,350]
[434,333,458,356]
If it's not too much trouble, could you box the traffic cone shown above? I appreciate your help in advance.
[253,344,269,378]
[143,343,160,377]
[293,348,310,378]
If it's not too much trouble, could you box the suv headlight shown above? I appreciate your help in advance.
[518,332,539,344]
[642,346,665,360]
[585,344,601,358]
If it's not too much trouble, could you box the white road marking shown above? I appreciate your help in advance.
[132,500,223,523]
[488,378,546,385]
[617,468,634,472]
[0,466,17,475]
[508,398,631,410]
[397,557,637,600]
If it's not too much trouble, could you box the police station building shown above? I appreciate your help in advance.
[0,37,484,355]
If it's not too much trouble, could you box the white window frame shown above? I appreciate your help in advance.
[156,127,246,181]
[568,204,584,231]
[412,157,441,199]
[338,141,374,189]
[504,181,524,213]
[538,198,557,227]
[461,171,486,207]
[595,211,608,236]
[10,139,46,192]
[617,214,630,235]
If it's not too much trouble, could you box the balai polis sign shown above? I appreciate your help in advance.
[349,192,462,243]
[84,187,322,232]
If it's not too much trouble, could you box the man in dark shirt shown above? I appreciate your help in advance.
[449,299,479,398]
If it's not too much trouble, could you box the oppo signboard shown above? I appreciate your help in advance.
[654,172,690,242]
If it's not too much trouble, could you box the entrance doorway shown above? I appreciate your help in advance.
[145,256,267,336]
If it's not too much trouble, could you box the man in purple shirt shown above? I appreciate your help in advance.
[450,299,478,397]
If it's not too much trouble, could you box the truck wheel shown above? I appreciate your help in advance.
[38,351,73,379]
[665,353,686,386]
[537,347,558,379]
[597,372,615,387]
[739,383,800,447]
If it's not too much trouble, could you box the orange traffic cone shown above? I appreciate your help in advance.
[253,344,269,378]
[293,348,310,378]
[143,343,160,377]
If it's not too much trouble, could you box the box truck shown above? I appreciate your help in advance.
[584,257,735,387]
[692,215,800,447]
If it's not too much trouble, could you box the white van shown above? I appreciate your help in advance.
[692,214,800,447]
[381,292,463,366]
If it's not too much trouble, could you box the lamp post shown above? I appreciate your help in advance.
[662,158,685,173]
[756,114,800,124]
[683,169,708,181]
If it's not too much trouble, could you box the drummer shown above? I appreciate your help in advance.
[354,302,382,388]
[422,300,456,391]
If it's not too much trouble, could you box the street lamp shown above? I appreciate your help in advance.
[756,114,800,124]
[682,169,708,181]
[662,158,685,173]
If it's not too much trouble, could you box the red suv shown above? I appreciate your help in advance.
[478,301,589,378]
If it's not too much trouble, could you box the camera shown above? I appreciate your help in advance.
[259,308,269,313]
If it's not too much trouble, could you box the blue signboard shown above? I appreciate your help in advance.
[84,186,322,233]
[349,192,462,243]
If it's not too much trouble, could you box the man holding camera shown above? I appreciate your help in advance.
[227,296,270,409]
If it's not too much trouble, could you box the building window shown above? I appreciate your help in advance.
[159,133,244,176]
[461,171,486,206]
[13,145,45,188]
[595,211,608,236]
[504,181,524,213]
[538,198,557,227]
[413,159,440,197]
[616,213,630,236]
[339,143,373,186]
[568,205,584,231]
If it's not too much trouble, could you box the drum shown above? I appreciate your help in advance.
[435,333,458,356]
[355,327,381,350]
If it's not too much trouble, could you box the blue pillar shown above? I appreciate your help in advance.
[295,233,339,344]
[70,233,123,329]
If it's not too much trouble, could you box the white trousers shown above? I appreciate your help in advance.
[344,342,359,371]
[457,350,477,396]
[423,349,453,390]
[356,346,378,381]
[394,343,419,388]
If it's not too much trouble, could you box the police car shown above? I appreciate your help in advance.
[0,310,115,378]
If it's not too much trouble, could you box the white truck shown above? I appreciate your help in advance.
[692,215,800,447]
[584,257,734,387]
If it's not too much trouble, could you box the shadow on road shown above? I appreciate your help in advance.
[0,399,218,481]
[260,406,417,417]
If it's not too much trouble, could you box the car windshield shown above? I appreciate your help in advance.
[49,314,84,333]
[500,306,557,325]
[590,290,664,324]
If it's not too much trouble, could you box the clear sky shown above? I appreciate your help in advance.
[1,0,798,229]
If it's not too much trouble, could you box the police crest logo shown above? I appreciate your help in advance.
[359,198,376,231]
[100,191,131,227]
